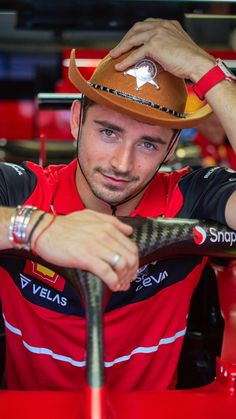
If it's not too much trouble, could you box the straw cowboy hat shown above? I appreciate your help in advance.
[69,48,212,129]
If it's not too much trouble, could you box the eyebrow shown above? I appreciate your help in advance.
[94,119,168,145]
[94,119,126,134]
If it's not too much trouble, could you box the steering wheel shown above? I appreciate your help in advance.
[1,216,236,419]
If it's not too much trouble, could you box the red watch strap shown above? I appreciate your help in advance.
[193,64,225,100]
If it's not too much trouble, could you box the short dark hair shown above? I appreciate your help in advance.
[81,96,95,124]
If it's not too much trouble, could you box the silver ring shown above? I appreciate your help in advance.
[111,254,121,269]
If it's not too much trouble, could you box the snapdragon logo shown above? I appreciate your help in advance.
[209,227,236,247]
[193,226,206,245]
[193,226,236,247]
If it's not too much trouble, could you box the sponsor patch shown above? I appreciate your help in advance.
[24,260,65,291]
[193,226,236,247]
[134,264,168,292]
[19,273,67,307]
[193,226,206,245]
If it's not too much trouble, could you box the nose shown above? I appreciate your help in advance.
[110,144,134,174]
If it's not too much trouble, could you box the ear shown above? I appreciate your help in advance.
[70,100,81,140]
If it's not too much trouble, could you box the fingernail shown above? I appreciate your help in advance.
[115,63,124,70]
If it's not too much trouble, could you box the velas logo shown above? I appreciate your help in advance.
[19,274,67,307]
[193,226,207,245]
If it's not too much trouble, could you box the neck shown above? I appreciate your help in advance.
[75,163,145,216]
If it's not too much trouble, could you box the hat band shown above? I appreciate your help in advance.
[88,82,186,119]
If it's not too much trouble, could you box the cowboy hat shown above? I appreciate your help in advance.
[69,48,212,129]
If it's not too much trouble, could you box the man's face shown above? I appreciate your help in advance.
[77,103,175,206]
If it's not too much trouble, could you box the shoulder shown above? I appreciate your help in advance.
[177,166,236,222]
[0,161,69,206]
[157,166,191,192]
[179,166,236,189]
[0,162,38,206]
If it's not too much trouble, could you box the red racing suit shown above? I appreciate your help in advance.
[0,159,235,391]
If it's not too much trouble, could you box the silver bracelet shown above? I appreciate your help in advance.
[9,205,38,250]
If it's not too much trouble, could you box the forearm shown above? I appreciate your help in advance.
[0,206,138,291]
[0,207,49,250]
[0,207,17,250]
[225,190,236,230]
[205,81,236,152]
[0,205,48,251]
[188,55,236,152]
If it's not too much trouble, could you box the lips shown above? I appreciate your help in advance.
[102,173,130,186]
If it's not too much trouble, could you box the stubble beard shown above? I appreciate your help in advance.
[88,169,139,205]
[79,161,140,206]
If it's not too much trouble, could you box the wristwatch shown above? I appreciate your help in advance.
[192,58,236,100]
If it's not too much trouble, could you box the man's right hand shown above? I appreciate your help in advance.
[110,18,215,84]
[32,209,139,292]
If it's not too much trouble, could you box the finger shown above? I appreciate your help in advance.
[110,18,160,49]
[97,225,138,259]
[114,44,148,71]
[84,255,136,292]
[91,216,138,254]
[95,238,138,276]
[110,251,139,280]
[110,18,165,58]
[110,217,134,236]
[110,29,154,59]
[96,212,134,236]
[97,245,133,272]
[85,257,121,291]
[92,239,139,288]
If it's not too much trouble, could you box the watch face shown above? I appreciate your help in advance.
[217,59,236,80]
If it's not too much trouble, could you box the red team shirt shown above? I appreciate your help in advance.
[0,159,235,391]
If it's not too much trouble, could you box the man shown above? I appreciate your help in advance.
[0,18,236,391]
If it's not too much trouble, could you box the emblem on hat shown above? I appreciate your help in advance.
[124,59,163,90]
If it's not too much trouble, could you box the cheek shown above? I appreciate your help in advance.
[135,159,159,179]
[78,136,108,166]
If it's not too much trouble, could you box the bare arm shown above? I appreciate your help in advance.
[225,191,236,230]
[204,82,236,152]
[0,207,17,250]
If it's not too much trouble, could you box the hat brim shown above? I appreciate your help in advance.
[69,49,212,129]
